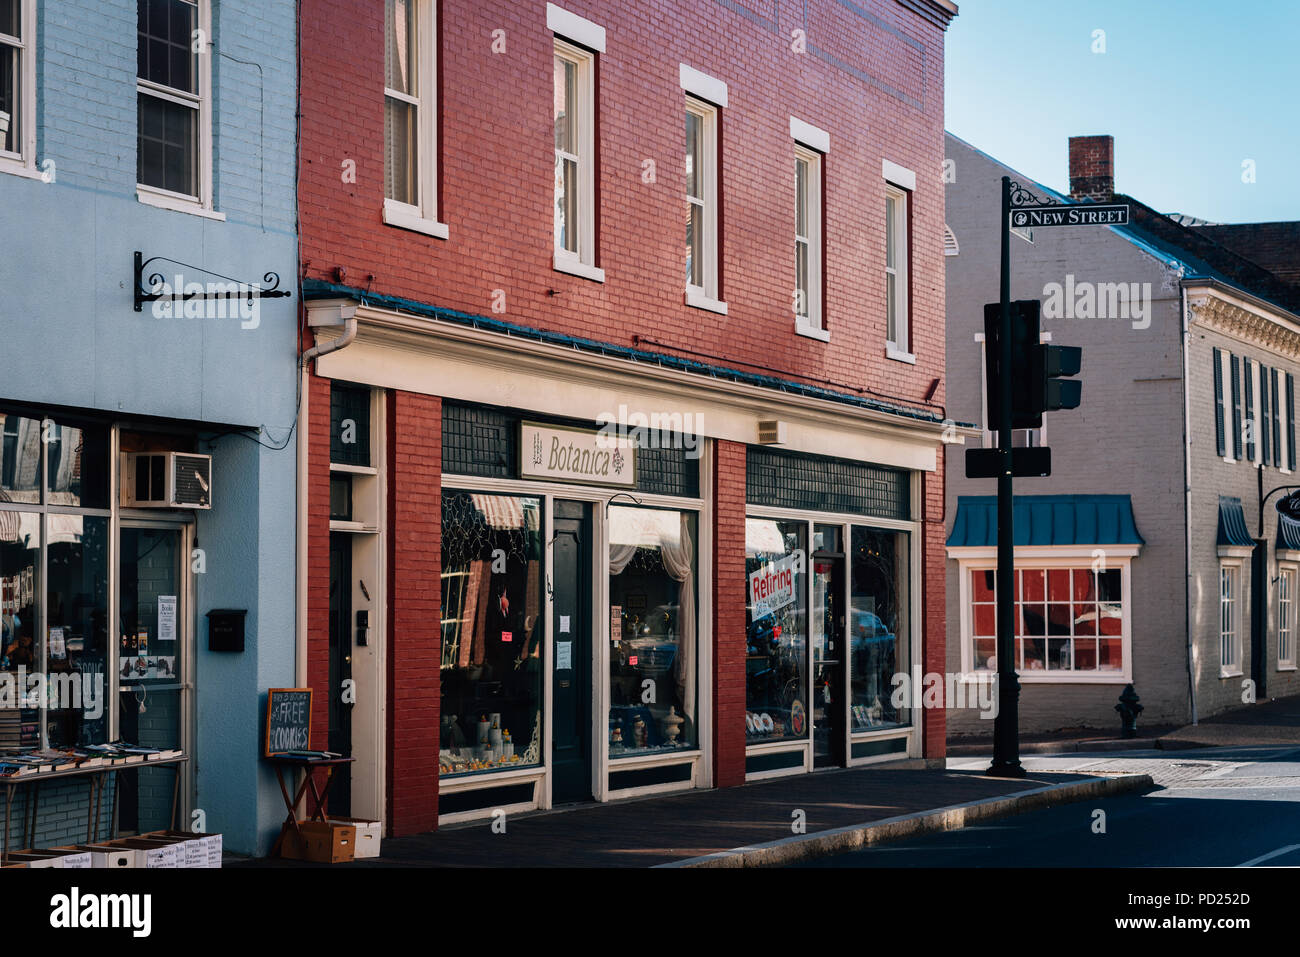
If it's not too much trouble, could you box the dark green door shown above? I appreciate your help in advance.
[551,500,592,804]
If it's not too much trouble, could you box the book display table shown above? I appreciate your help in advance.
[0,755,187,861]
[267,756,355,858]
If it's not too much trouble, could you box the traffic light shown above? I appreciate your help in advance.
[983,299,1082,431]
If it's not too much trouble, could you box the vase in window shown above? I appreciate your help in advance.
[660,706,684,745]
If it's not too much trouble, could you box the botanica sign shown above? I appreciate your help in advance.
[520,422,637,487]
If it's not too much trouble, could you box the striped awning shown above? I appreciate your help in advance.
[469,494,539,532]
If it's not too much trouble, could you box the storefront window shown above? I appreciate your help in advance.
[0,413,41,504]
[969,566,1124,674]
[439,491,544,776]
[46,515,109,746]
[608,507,697,755]
[0,511,40,748]
[850,527,909,731]
[745,518,808,742]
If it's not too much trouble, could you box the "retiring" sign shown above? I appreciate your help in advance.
[1011,203,1129,228]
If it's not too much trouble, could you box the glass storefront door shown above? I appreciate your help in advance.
[812,525,845,768]
[118,523,187,833]
[551,499,592,803]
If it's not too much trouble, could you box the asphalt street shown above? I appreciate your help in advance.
[799,745,1300,867]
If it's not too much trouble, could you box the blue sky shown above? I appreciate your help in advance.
[945,0,1300,224]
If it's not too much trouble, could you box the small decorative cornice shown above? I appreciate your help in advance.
[1187,287,1300,360]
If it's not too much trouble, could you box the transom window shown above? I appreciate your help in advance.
[136,0,206,202]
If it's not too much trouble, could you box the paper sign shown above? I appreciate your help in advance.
[629,655,638,666]
[158,596,177,642]
[560,615,571,634]
[610,605,622,643]
[749,553,801,618]
[557,641,572,670]
[501,631,513,643]
[48,627,66,660]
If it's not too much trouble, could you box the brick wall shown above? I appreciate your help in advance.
[299,0,948,415]
[386,391,442,835]
[712,439,747,786]
[921,463,946,758]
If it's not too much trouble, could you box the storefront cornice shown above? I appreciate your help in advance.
[309,294,967,472]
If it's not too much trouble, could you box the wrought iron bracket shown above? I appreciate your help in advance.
[133,250,292,313]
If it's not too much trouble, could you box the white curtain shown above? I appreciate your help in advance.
[608,508,695,727]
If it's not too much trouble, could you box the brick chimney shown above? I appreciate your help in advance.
[1069,135,1114,202]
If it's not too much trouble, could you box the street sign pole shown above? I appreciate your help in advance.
[989,175,1025,779]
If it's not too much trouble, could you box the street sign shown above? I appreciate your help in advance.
[1010,204,1129,228]
[965,446,1052,479]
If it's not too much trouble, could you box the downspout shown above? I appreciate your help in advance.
[295,309,358,686]
[1180,284,1198,725]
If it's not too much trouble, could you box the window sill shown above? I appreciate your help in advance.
[795,321,830,342]
[1278,664,1297,672]
[886,343,916,364]
[137,187,226,221]
[1220,668,1243,679]
[964,670,1132,684]
[685,288,728,315]
[383,199,449,239]
[553,255,605,283]
[0,159,44,181]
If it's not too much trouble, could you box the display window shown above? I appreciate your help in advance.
[439,491,544,776]
[849,527,910,731]
[744,518,808,742]
[607,506,697,756]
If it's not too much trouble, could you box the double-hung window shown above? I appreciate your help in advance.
[552,38,600,280]
[684,97,723,312]
[883,160,915,362]
[790,115,828,339]
[1220,562,1241,676]
[0,0,36,175]
[137,0,216,215]
[383,0,443,238]
[1279,563,1296,670]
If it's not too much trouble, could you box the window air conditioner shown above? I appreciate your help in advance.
[120,452,212,509]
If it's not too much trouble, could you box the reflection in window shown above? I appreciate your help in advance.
[439,492,543,776]
[45,515,109,747]
[0,413,41,504]
[608,507,697,755]
[0,511,39,748]
[745,518,807,742]
[850,528,909,730]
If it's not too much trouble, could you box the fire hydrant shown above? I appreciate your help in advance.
[1115,684,1143,739]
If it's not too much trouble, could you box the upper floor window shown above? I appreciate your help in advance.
[383,0,443,238]
[0,0,36,174]
[552,37,600,280]
[137,0,217,216]
[793,145,823,337]
[684,97,721,308]
[885,186,909,352]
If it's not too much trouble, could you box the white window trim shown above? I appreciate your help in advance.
[793,143,823,338]
[679,64,727,108]
[0,0,37,176]
[685,96,721,307]
[135,0,215,214]
[882,158,915,192]
[1279,561,1297,670]
[1220,349,1235,464]
[949,545,1138,684]
[885,183,910,357]
[789,116,830,154]
[1279,370,1292,473]
[1249,358,1261,465]
[553,37,599,276]
[383,0,445,238]
[546,3,605,52]
[1220,559,1243,678]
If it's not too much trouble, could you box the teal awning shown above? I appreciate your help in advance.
[1218,496,1254,547]
[947,495,1144,548]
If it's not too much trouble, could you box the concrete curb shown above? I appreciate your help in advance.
[658,772,1156,868]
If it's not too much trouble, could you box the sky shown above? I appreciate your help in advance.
[945,0,1300,224]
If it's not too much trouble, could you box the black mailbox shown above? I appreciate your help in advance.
[207,608,247,652]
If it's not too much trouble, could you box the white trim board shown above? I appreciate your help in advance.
[882,158,916,191]
[680,64,727,107]
[790,116,830,153]
[546,3,605,51]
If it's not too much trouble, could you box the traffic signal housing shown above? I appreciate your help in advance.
[984,299,1082,431]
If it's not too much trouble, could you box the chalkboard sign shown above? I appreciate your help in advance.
[264,688,312,756]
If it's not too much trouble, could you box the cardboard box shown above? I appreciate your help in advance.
[283,821,355,864]
[74,844,136,869]
[199,833,223,868]
[119,839,179,868]
[46,847,93,869]
[146,831,206,869]
[6,852,61,869]
[327,818,381,859]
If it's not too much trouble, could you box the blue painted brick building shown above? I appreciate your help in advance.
[0,0,298,856]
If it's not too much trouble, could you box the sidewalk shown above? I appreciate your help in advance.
[234,764,1149,868]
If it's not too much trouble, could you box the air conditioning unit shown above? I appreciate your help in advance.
[120,452,212,509]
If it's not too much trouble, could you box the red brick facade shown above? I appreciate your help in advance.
[299,0,953,834]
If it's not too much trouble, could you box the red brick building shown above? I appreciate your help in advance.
[297,0,957,836]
